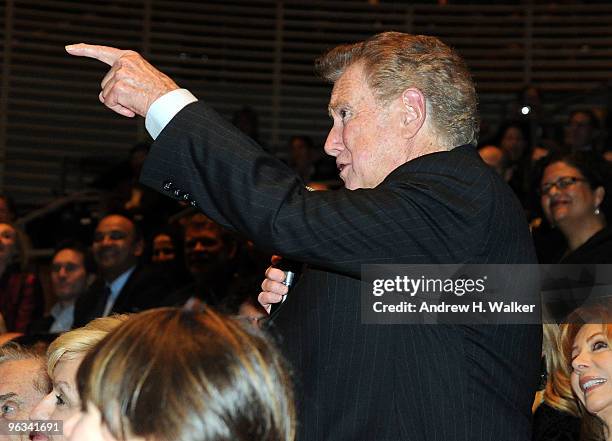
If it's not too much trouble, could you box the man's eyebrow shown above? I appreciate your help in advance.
[328,102,347,116]
[0,392,17,402]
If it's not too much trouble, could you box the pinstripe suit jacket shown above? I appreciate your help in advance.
[141,101,541,441]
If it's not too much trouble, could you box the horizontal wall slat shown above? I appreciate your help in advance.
[3,1,612,207]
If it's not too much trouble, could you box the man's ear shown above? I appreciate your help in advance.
[398,88,427,140]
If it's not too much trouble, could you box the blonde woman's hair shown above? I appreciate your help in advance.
[541,323,580,416]
[46,314,129,376]
[77,307,296,441]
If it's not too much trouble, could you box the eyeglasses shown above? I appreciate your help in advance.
[51,263,82,273]
[93,230,129,242]
[153,247,175,256]
[539,176,587,196]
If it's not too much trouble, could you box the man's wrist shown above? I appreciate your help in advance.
[145,89,198,139]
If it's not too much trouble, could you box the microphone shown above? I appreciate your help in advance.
[268,185,314,317]
[269,258,304,316]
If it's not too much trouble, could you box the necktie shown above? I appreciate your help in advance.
[98,284,112,317]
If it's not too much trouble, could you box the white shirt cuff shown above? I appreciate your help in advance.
[145,89,198,139]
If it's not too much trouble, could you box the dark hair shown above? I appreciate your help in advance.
[0,194,17,221]
[77,307,295,441]
[184,213,236,248]
[568,109,600,129]
[537,151,612,218]
[494,120,532,159]
[53,240,95,273]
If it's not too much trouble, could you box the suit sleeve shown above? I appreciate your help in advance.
[140,101,490,278]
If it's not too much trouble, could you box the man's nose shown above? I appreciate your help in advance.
[547,184,562,197]
[101,235,114,246]
[324,124,343,157]
[29,393,52,421]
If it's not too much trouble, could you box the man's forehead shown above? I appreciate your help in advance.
[186,227,221,241]
[328,63,371,111]
[96,215,134,233]
[53,248,85,264]
[0,358,42,393]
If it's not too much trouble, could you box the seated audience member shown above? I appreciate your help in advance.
[532,323,581,441]
[495,121,534,204]
[565,110,601,153]
[0,195,17,224]
[237,293,267,328]
[64,307,295,441]
[29,243,92,334]
[28,315,127,441]
[538,152,612,263]
[72,214,171,328]
[559,304,612,441]
[151,230,177,263]
[0,222,43,333]
[150,228,190,288]
[478,144,513,182]
[287,135,337,185]
[162,214,240,310]
[0,343,50,441]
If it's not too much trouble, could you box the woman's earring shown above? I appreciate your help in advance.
[595,207,601,216]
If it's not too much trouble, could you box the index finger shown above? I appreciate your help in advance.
[65,43,125,66]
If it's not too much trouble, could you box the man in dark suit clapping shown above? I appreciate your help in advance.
[66,33,541,441]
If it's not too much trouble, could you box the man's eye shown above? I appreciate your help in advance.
[1,403,16,415]
[339,109,348,119]
[593,340,608,351]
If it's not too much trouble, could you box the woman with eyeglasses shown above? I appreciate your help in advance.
[538,152,612,263]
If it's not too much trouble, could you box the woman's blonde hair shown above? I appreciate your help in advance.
[558,303,612,441]
[77,307,296,441]
[542,323,580,416]
[46,315,129,376]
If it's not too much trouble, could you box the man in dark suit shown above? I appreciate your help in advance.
[67,32,541,441]
[73,214,169,328]
[160,213,239,309]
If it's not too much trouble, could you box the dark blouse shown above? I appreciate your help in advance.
[561,226,612,264]
[533,403,581,441]
[0,264,43,333]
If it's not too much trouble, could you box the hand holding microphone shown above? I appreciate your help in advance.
[258,255,303,314]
